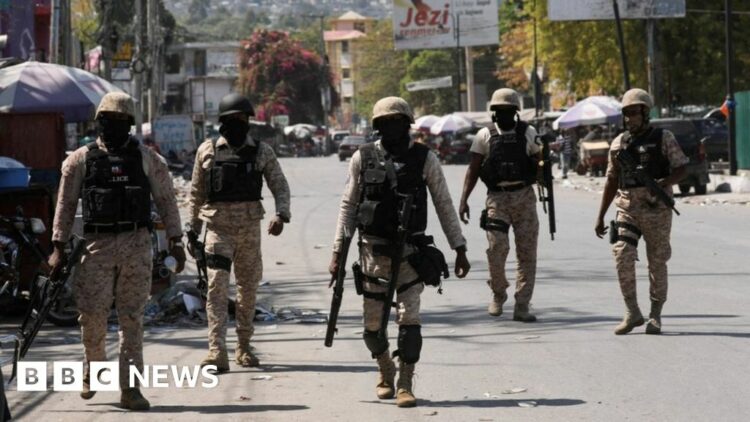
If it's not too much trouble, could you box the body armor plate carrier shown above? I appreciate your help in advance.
[356,142,429,240]
[82,141,151,226]
[619,128,670,189]
[206,139,263,203]
[479,121,536,189]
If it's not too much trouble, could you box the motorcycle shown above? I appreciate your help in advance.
[0,207,79,327]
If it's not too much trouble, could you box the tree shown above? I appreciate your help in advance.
[237,30,339,124]
[401,50,458,115]
[188,0,209,24]
[352,20,407,120]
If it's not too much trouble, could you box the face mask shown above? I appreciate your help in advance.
[624,106,647,135]
[377,119,410,157]
[492,109,517,131]
[220,119,250,147]
[98,118,131,151]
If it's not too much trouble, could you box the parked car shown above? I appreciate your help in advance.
[650,118,710,195]
[338,135,368,161]
[330,130,351,151]
[692,118,728,162]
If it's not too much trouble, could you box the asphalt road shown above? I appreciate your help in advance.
[3,155,750,422]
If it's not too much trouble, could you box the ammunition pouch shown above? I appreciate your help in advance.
[352,261,364,296]
[480,209,510,233]
[206,253,232,271]
[407,245,448,289]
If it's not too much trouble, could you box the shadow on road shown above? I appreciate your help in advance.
[361,398,586,408]
[50,402,309,413]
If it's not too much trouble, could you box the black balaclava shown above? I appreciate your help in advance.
[624,105,649,136]
[220,119,250,148]
[98,118,131,151]
[376,116,411,158]
[492,107,518,131]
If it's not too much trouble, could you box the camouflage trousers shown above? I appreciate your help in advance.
[204,219,262,353]
[485,186,539,305]
[359,241,424,332]
[612,206,672,303]
[73,228,152,389]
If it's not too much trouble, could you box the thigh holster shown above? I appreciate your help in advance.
[480,209,510,233]
[609,220,642,248]
[206,253,232,271]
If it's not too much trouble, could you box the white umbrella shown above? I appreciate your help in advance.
[283,123,317,137]
[414,114,439,130]
[429,114,473,135]
[552,96,622,130]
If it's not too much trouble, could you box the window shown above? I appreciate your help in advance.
[193,50,206,76]
[165,54,181,74]
[354,22,366,33]
[341,41,349,54]
[342,68,351,79]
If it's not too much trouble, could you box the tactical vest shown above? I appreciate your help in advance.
[619,128,670,189]
[479,121,536,189]
[206,139,263,203]
[82,141,152,226]
[356,142,429,240]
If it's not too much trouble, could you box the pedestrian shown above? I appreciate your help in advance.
[594,88,687,335]
[187,93,291,371]
[49,92,186,411]
[458,88,542,322]
[557,129,574,179]
[329,96,470,408]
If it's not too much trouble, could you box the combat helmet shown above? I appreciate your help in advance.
[218,93,254,122]
[95,92,135,124]
[621,88,653,110]
[490,88,521,110]
[372,97,415,124]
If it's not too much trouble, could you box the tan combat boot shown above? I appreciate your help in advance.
[120,388,150,411]
[645,300,664,335]
[513,303,537,322]
[375,351,396,399]
[395,361,417,408]
[200,349,230,373]
[235,342,260,367]
[80,366,95,400]
[614,298,645,335]
[488,293,507,317]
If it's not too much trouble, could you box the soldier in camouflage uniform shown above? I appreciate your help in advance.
[187,93,290,371]
[49,92,186,411]
[458,88,542,322]
[330,97,470,408]
[595,88,688,335]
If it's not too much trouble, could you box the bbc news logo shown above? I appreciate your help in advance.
[16,362,219,391]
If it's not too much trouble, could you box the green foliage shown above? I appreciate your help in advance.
[401,49,458,115]
[188,0,209,24]
[353,20,407,120]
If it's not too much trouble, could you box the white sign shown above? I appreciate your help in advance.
[392,0,499,50]
[548,0,685,21]
[153,114,196,153]
[405,75,453,92]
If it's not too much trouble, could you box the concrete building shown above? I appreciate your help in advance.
[324,11,373,129]
[163,41,241,125]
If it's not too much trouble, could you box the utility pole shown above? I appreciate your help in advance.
[61,0,72,65]
[465,46,474,111]
[306,14,329,126]
[533,0,541,118]
[134,0,144,135]
[147,0,158,124]
[725,0,737,175]
[613,0,630,91]
[49,0,59,63]
[646,19,658,113]
[454,13,462,112]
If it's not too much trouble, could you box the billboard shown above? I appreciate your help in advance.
[405,75,453,92]
[548,0,685,21]
[392,0,499,50]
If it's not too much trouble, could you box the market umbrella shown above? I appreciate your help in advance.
[552,96,622,130]
[414,114,439,131]
[429,114,473,135]
[283,123,317,138]
[0,61,123,122]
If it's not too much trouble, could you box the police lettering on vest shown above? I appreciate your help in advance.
[82,141,151,226]
[479,121,536,189]
[619,128,670,189]
[356,143,429,240]
[206,139,264,203]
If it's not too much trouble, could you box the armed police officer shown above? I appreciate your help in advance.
[49,92,186,411]
[187,93,290,371]
[329,97,470,408]
[458,88,541,322]
[595,88,687,335]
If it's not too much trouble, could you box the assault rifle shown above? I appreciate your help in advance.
[325,227,353,347]
[9,235,86,382]
[378,193,414,340]
[537,133,556,240]
[186,226,208,299]
[616,149,680,215]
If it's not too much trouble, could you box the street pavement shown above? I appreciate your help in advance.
[3,155,750,422]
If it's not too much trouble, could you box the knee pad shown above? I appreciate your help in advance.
[363,329,389,357]
[396,325,422,364]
